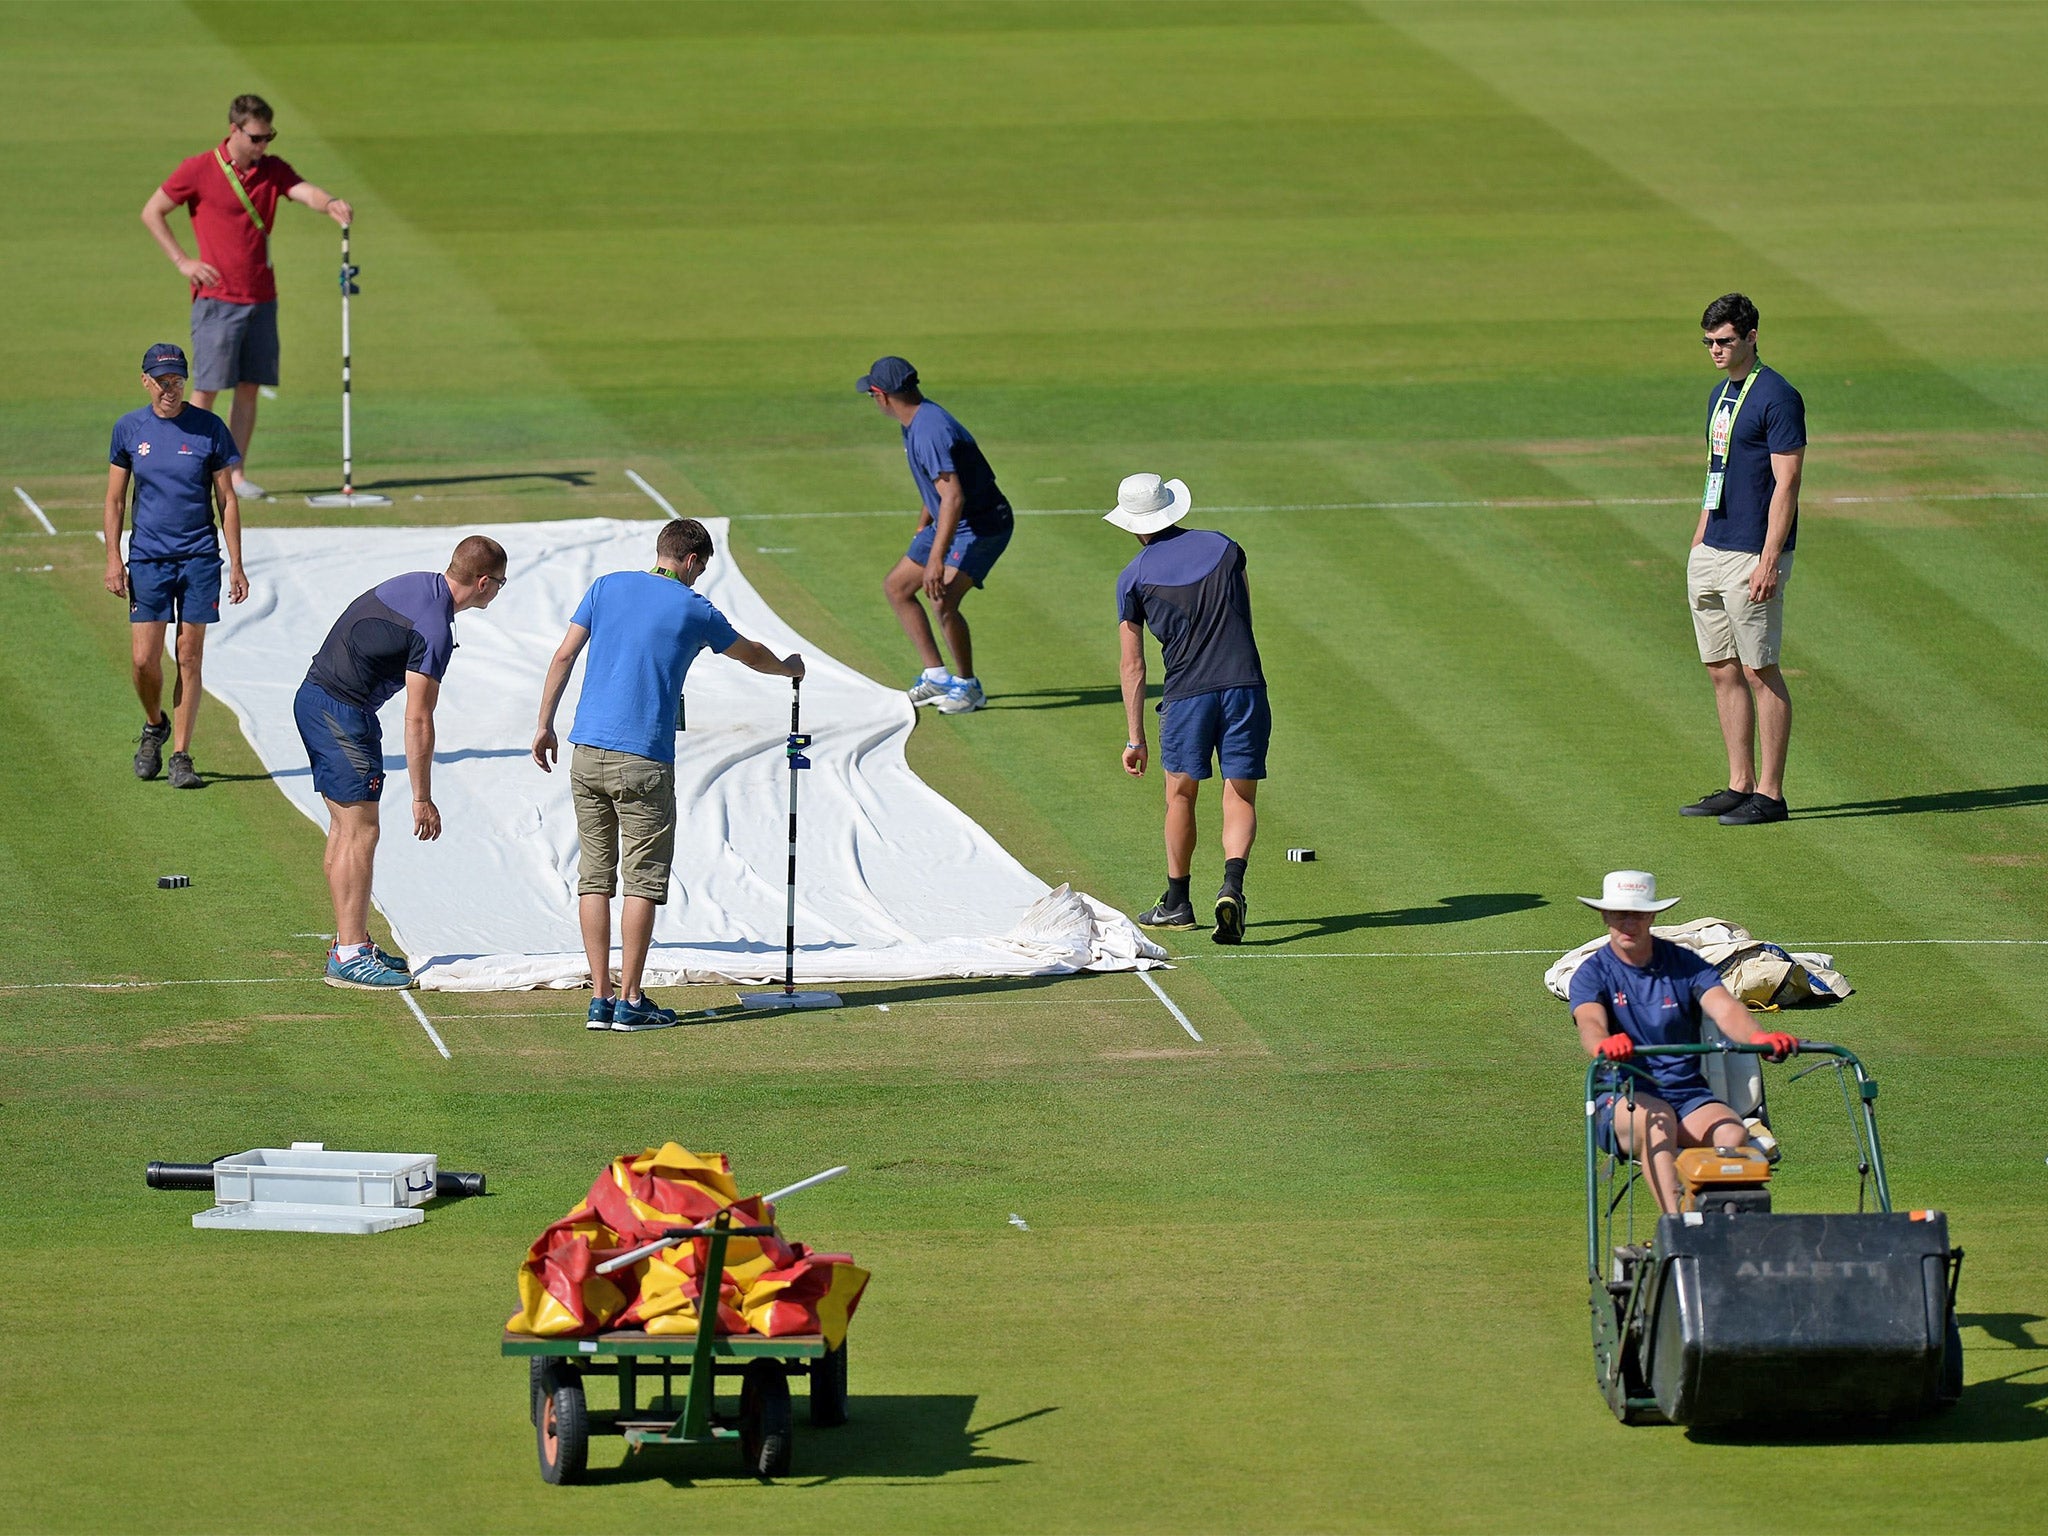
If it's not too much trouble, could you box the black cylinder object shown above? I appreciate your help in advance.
[146,1162,486,1197]
[436,1170,487,1198]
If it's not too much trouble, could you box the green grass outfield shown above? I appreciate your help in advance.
[3,2,2046,1529]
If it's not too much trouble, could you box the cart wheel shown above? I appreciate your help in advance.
[537,1366,589,1485]
[738,1360,794,1479]
[810,1342,849,1428]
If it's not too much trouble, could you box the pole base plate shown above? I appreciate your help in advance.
[737,990,844,1012]
[306,492,393,508]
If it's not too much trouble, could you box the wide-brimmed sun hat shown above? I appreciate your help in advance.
[1577,869,1682,913]
[1103,472,1192,535]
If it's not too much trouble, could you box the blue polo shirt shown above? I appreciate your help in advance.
[903,401,1011,535]
[1703,364,1805,555]
[1568,938,1726,1102]
[568,570,741,764]
[306,571,458,711]
[110,404,241,562]
[1116,527,1266,704]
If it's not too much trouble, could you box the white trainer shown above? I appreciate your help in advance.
[906,673,952,706]
[232,478,267,501]
[936,678,987,714]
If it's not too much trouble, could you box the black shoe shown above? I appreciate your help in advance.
[1718,792,1788,825]
[134,719,171,780]
[1680,786,1751,818]
[1136,897,1198,930]
[167,751,203,790]
[1212,890,1247,946]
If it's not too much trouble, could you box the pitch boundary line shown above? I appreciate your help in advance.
[12,486,55,535]
[1141,970,1203,1042]
[400,989,453,1059]
[625,469,680,518]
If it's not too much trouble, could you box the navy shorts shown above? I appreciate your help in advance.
[1159,685,1270,780]
[1592,1080,1728,1155]
[190,297,280,392]
[129,555,221,625]
[294,677,386,804]
[905,517,1012,588]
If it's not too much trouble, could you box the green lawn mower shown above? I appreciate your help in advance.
[1587,1041,1964,1428]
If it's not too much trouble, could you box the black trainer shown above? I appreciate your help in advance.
[134,719,171,780]
[167,751,203,790]
[1213,890,1247,946]
[1718,792,1788,825]
[1680,786,1751,818]
[1136,896,1198,930]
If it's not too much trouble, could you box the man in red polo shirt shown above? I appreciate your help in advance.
[141,94,354,501]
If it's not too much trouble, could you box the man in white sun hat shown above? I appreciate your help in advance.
[1108,473,1269,945]
[1567,870,1799,1214]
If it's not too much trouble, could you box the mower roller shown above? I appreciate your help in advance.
[1587,1041,1964,1428]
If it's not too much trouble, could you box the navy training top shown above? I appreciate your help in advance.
[306,571,458,711]
[1703,364,1805,555]
[568,570,741,764]
[1568,938,1727,1104]
[1115,527,1266,703]
[110,404,241,562]
[902,400,1012,535]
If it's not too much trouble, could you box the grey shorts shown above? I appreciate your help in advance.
[570,744,676,903]
[1688,544,1793,668]
[190,298,280,392]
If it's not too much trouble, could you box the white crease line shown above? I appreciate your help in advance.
[625,469,679,518]
[12,487,56,535]
[0,976,305,991]
[1141,970,1202,1042]
[400,989,452,1060]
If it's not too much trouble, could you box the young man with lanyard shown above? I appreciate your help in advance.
[142,94,355,500]
[1682,292,1806,826]
[296,536,508,989]
[532,519,804,1032]
[860,356,1014,715]
[104,343,248,789]
[1108,473,1270,945]
[1568,870,1798,1215]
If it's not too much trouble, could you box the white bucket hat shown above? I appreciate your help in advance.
[1577,869,1682,913]
[1104,472,1192,535]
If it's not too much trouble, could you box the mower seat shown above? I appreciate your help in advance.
[1699,1017,1766,1118]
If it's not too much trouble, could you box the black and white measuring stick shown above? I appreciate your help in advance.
[338,226,360,495]
[593,1164,848,1275]
[779,678,811,997]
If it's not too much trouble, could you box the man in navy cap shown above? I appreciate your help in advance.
[103,343,247,789]
[859,356,1014,714]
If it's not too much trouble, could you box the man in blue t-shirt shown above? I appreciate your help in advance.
[1107,473,1270,945]
[1567,870,1799,1214]
[295,535,508,989]
[103,343,249,789]
[859,356,1013,715]
[533,518,804,1032]
[1682,293,1807,827]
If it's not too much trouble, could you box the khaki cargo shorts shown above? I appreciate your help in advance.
[570,745,676,903]
[1688,544,1794,669]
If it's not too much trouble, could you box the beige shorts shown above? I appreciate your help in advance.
[1688,544,1793,668]
[570,744,676,902]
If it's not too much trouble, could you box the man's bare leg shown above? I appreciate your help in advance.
[934,570,974,679]
[170,623,208,755]
[1163,772,1200,879]
[1705,659,1756,792]
[1221,778,1258,860]
[1680,1100,1749,1154]
[1613,1096,1682,1214]
[1745,663,1792,800]
[618,896,658,1000]
[579,894,613,999]
[227,381,260,475]
[130,620,168,724]
[883,557,945,671]
[323,798,381,947]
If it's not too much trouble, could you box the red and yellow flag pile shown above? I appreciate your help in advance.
[506,1143,868,1348]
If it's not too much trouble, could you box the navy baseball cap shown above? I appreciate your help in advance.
[142,343,188,378]
[856,356,917,395]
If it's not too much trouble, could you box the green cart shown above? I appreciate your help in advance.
[501,1212,850,1483]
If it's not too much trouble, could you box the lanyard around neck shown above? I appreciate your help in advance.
[1708,364,1765,470]
[213,147,268,235]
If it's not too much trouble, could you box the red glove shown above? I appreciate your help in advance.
[1596,1034,1634,1062]
[1752,1030,1800,1061]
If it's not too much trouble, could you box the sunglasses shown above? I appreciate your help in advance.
[482,573,510,590]
[1702,334,1744,349]
[238,126,278,144]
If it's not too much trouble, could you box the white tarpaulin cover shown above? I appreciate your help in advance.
[206,517,1164,991]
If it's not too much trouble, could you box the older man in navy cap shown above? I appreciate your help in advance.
[860,355,1014,714]
[103,342,247,788]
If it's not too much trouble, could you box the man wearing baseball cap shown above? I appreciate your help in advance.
[859,356,1014,714]
[1108,473,1269,944]
[1567,870,1799,1214]
[103,343,248,789]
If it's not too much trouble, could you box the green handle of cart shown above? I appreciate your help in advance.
[680,1216,738,1442]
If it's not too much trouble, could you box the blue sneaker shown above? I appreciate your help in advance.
[587,996,615,1031]
[936,677,987,714]
[907,672,953,707]
[375,946,410,975]
[325,946,413,990]
[611,994,679,1032]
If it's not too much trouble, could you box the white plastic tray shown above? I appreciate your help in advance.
[193,1202,424,1235]
[212,1145,438,1209]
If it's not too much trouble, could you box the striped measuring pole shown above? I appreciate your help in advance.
[339,225,360,494]
[779,679,813,996]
